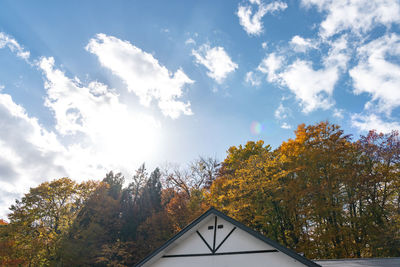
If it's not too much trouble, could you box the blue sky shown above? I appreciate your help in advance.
[0,0,399,217]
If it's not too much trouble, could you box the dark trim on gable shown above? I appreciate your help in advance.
[196,230,213,253]
[134,207,320,267]
[209,208,321,267]
[212,216,217,251]
[135,208,218,266]
[162,249,279,258]
[215,226,236,252]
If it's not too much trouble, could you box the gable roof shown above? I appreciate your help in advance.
[135,207,320,267]
[316,257,400,267]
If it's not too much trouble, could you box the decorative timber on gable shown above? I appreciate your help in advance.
[135,207,320,267]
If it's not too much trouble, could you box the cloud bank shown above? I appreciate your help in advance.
[246,0,400,132]
[86,34,194,119]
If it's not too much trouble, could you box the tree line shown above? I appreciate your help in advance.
[1,122,399,266]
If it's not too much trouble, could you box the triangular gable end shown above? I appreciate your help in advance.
[135,208,320,267]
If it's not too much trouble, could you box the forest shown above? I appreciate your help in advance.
[1,121,399,266]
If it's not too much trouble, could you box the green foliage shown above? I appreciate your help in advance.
[95,240,137,267]
[4,178,98,266]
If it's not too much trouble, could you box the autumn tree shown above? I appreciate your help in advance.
[161,158,214,230]
[276,122,356,258]
[5,124,398,264]
[350,130,400,257]
[209,122,400,259]
[59,172,123,266]
[0,219,27,266]
[6,178,99,266]
[208,140,282,240]
[190,157,220,189]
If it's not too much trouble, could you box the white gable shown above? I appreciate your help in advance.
[141,213,313,267]
[213,216,274,253]
[152,253,307,267]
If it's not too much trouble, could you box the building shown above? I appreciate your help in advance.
[315,257,400,267]
[135,207,320,266]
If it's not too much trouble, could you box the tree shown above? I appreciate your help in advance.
[208,140,280,239]
[0,219,27,266]
[59,174,123,266]
[141,168,163,214]
[103,171,124,200]
[276,122,355,258]
[6,178,99,266]
[94,239,137,267]
[120,165,163,241]
[163,157,220,198]
[209,122,400,259]
[190,157,220,189]
[352,130,400,257]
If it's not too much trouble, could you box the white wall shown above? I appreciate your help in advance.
[152,252,306,267]
[144,215,308,267]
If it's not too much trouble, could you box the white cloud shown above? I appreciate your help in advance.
[265,1,288,13]
[237,2,265,36]
[280,61,337,113]
[301,0,400,38]
[0,33,167,218]
[249,1,399,118]
[192,44,238,84]
[0,56,164,218]
[297,1,400,132]
[0,54,164,218]
[349,33,400,115]
[0,91,67,218]
[281,122,292,129]
[245,71,261,86]
[0,32,30,60]
[351,113,400,133]
[86,34,194,119]
[290,35,318,52]
[237,0,288,36]
[38,56,160,169]
[272,36,349,113]
[274,103,291,119]
[261,42,268,49]
[322,36,349,70]
[275,103,292,130]
[257,53,284,82]
[185,38,196,45]
[0,90,127,215]
[333,108,344,119]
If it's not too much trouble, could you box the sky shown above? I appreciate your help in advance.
[0,0,399,218]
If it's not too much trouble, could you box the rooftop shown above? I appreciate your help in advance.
[315,257,400,267]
